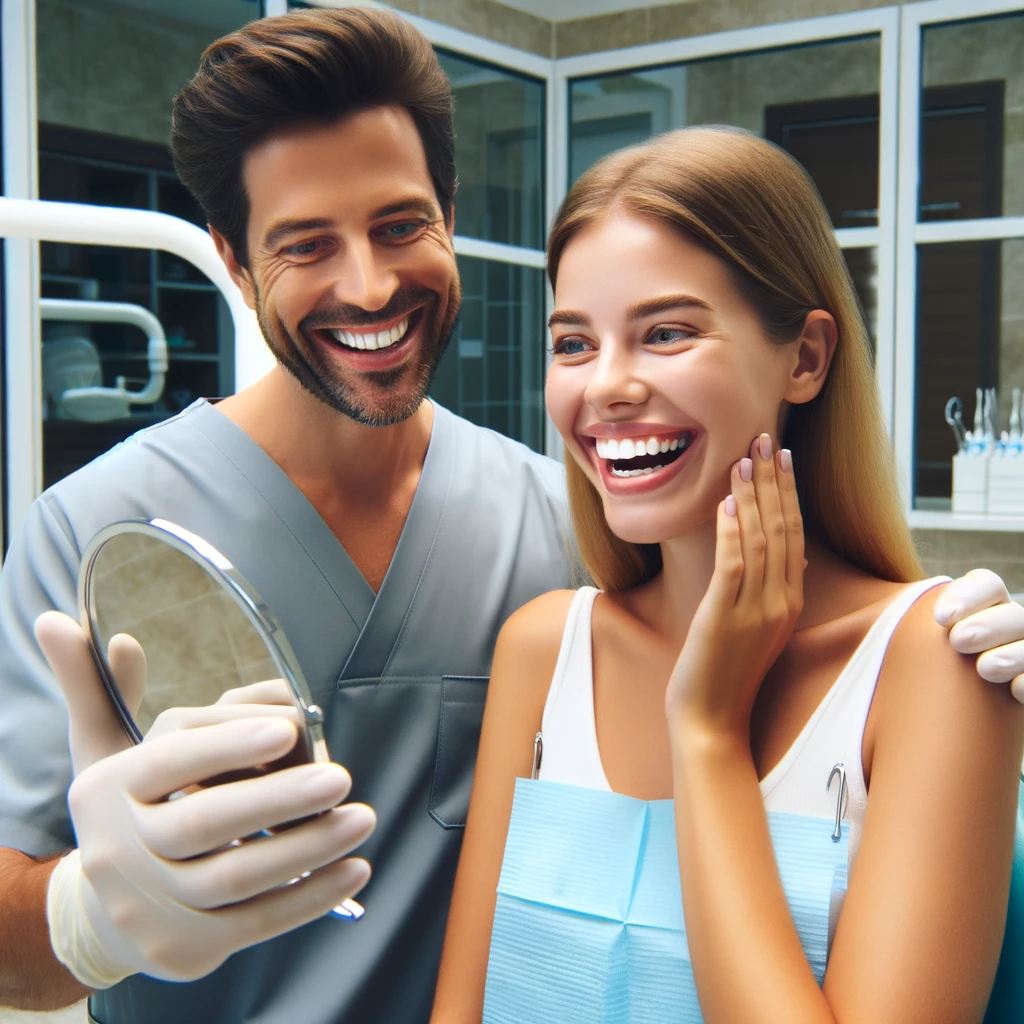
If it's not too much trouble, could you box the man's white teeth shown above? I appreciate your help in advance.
[595,435,684,460]
[330,317,409,351]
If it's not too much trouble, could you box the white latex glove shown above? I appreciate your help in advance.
[37,611,375,989]
[934,569,1024,704]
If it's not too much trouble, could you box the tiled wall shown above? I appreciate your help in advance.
[38,0,211,145]
[402,0,909,58]
[915,529,1024,594]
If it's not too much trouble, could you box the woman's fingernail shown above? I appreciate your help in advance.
[779,449,793,473]
[725,494,737,517]
[739,458,753,482]
[758,433,772,460]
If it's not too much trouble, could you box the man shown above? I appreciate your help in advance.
[0,9,1020,1024]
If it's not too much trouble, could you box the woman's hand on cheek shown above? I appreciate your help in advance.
[665,435,805,741]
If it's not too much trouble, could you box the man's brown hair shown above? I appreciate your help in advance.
[171,7,456,266]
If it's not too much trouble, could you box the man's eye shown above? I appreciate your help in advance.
[647,327,693,345]
[283,239,324,257]
[380,221,424,240]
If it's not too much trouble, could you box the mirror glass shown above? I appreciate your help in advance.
[90,529,286,734]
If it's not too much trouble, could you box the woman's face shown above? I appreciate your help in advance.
[546,212,805,546]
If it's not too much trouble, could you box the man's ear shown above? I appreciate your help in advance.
[209,225,257,310]
[446,204,456,242]
[785,310,837,406]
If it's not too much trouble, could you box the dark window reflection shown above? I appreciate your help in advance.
[436,50,545,250]
[430,256,545,454]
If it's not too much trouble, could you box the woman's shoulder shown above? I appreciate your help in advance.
[496,588,580,659]
[873,577,1023,755]
[488,590,581,724]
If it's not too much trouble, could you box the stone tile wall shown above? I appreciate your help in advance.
[914,528,1024,595]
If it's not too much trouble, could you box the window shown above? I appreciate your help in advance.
[29,0,259,496]
[430,49,548,451]
[901,6,1024,519]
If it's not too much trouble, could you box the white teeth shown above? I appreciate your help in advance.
[330,316,409,351]
[596,434,690,461]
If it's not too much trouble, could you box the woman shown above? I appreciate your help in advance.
[430,127,1024,1023]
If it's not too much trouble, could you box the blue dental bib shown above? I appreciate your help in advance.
[483,778,849,1024]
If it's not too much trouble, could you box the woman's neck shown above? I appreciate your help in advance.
[622,520,718,647]
[622,527,884,649]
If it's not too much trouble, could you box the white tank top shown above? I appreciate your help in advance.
[539,578,949,865]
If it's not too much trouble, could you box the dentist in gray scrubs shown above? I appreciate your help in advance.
[0,9,1021,1024]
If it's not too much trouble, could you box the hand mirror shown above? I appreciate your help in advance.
[78,518,362,920]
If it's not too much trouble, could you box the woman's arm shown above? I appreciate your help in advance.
[667,442,1024,1023]
[823,584,1024,1022]
[430,590,574,1024]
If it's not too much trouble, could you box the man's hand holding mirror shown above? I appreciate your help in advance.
[36,520,375,990]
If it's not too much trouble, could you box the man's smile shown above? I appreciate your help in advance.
[308,306,430,372]
[323,310,418,352]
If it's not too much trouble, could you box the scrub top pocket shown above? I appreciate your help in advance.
[429,675,489,828]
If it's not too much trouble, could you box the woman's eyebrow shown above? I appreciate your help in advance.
[626,294,713,320]
[547,309,590,329]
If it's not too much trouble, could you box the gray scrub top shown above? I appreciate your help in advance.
[0,398,573,1024]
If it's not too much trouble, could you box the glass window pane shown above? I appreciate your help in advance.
[436,51,545,250]
[569,36,881,229]
[921,12,1024,221]
[429,257,545,453]
[913,238,1024,508]
[842,246,878,351]
[36,0,256,487]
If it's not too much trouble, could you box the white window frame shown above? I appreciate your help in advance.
[895,0,1024,530]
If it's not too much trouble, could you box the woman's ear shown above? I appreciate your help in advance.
[209,225,257,310]
[785,310,837,406]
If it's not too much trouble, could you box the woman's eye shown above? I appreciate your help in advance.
[647,327,693,345]
[552,337,590,356]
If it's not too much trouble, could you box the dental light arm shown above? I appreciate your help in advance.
[41,298,169,411]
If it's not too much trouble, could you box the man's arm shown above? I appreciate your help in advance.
[0,850,89,1011]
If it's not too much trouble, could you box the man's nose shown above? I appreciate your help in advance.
[584,346,650,412]
[332,238,400,314]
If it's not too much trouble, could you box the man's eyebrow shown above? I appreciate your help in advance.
[262,217,334,251]
[547,294,712,330]
[371,198,441,219]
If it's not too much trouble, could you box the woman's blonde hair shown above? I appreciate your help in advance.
[548,126,921,591]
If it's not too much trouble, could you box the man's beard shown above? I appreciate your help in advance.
[255,282,461,427]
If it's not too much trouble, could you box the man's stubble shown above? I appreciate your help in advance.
[255,278,462,427]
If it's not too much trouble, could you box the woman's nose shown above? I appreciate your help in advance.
[583,348,650,412]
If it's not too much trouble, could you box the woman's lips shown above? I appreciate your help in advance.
[585,429,701,496]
